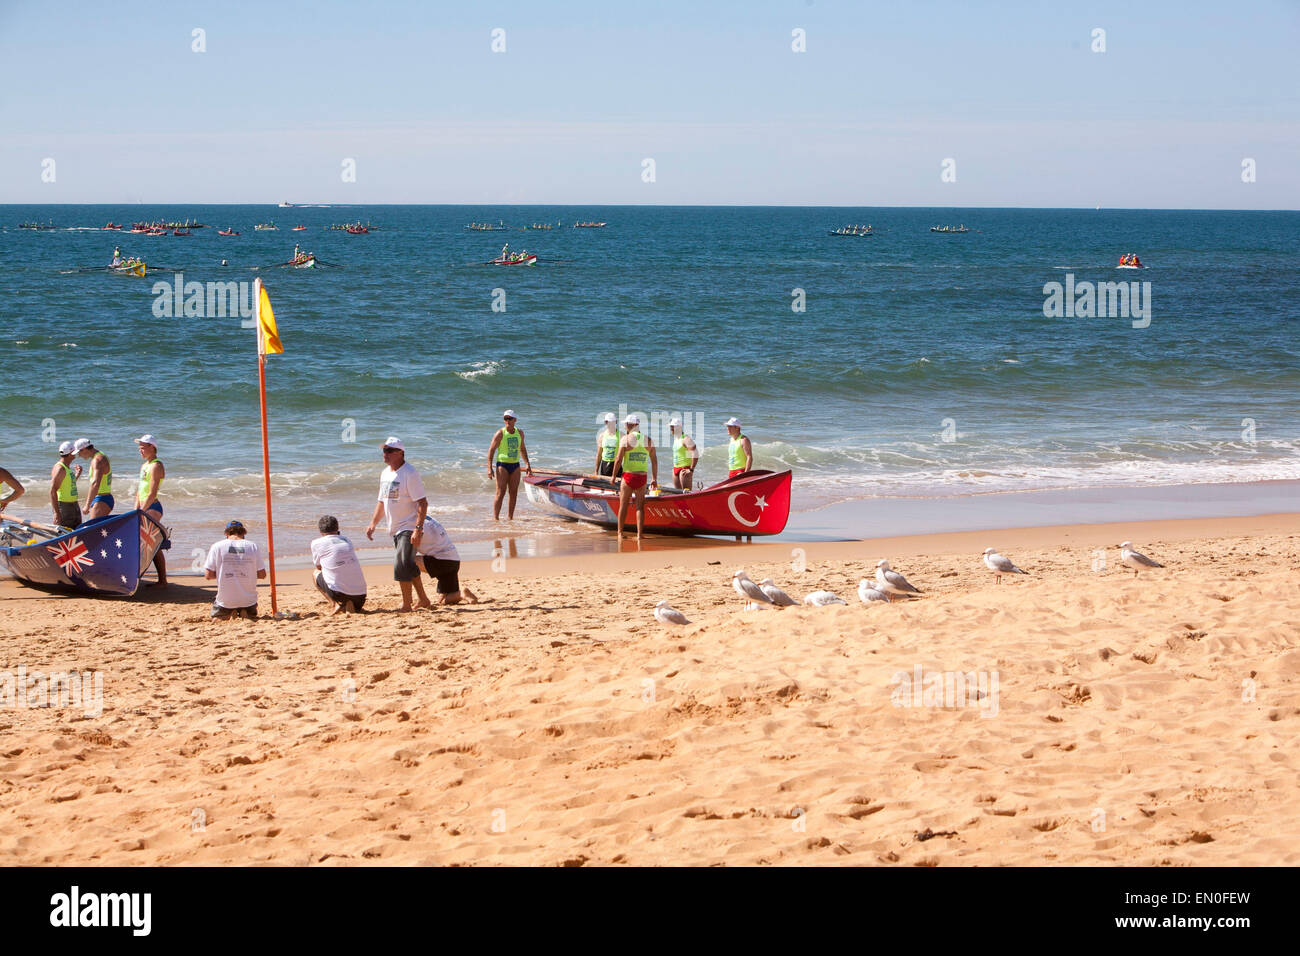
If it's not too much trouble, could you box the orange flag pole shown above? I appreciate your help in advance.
[253,276,282,615]
[257,349,278,615]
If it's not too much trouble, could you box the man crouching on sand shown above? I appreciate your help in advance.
[310,515,368,614]
[414,513,479,605]
[204,520,266,621]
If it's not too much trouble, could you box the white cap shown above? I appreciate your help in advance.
[72,438,92,452]
[382,436,404,451]
[603,413,616,423]
[502,409,517,420]
[668,417,682,428]
[58,441,75,455]
[725,417,741,427]
[134,434,158,447]
[625,414,640,425]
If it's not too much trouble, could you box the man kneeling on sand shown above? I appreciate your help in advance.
[310,515,368,614]
[204,520,266,621]
[415,514,479,605]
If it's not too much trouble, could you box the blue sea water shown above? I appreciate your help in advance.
[1,205,1297,561]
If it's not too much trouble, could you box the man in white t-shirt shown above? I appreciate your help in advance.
[310,514,368,614]
[204,520,266,620]
[414,514,479,606]
[365,436,432,611]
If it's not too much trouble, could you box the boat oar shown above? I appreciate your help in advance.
[0,513,63,536]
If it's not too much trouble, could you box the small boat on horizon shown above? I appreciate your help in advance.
[172,228,192,236]
[292,225,307,231]
[254,223,278,231]
[102,222,122,230]
[931,225,970,233]
[524,469,792,538]
[217,228,240,236]
[572,221,607,228]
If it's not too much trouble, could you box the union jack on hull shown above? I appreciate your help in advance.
[1,509,169,597]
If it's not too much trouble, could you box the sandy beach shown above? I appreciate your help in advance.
[1,512,1296,866]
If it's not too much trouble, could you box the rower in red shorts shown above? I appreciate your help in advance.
[724,417,752,478]
[612,414,659,540]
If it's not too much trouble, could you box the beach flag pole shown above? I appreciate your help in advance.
[253,277,285,615]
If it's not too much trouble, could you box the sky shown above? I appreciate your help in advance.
[1,0,1297,207]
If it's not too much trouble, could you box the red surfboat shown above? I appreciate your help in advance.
[524,468,791,538]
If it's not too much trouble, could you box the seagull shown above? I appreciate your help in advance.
[758,577,798,607]
[803,590,846,606]
[733,569,772,609]
[875,560,921,600]
[983,547,1028,584]
[858,579,889,604]
[654,600,690,625]
[1120,541,1164,577]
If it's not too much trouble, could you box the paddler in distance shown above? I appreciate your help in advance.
[594,412,620,478]
[73,438,113,521]
[488,410,532,520]
[669,417,699,490]
[612,414,658,540]
[725,417,752,478]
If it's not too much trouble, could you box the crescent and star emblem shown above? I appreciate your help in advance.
[727,492,768,528]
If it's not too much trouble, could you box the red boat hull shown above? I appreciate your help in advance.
[524,469,791,536]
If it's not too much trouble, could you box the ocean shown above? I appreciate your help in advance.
[2,205,1297,566]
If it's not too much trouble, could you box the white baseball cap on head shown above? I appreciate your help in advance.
[724,417,742,427]
[502,409,517,420]
[603,413,616,423]
[668,416,682,428]
[625,414,640,425]
[58,441,75,455]
[72,438,92,452]
[382,436,405,451]
[134,434,159,447]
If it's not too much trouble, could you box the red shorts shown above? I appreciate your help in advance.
[728,468,746,478]
[622,472,647,490]
[673,466,690,477]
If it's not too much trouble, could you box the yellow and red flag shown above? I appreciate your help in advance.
[253,277,284,355]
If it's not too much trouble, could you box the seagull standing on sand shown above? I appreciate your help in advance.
[654,600,690,626]
[983,547,1028,584]
[875,560,921,601]
[758,578,798,607]
[1120,541,1164,577]
[733,569,772,609]
[803,590,846,606]
[858,579,889,604]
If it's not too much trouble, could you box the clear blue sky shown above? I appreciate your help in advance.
[2,0,1296,206]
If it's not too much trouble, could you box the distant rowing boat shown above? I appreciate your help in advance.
[931,226,970,233]
[491,251,537,266]
[254,223,278,231]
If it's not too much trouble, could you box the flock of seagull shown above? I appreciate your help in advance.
[652,541,1165,626]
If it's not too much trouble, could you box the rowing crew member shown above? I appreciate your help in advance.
[595,412,620,477]
[488,409,532,520]
[669,417,699,490]
[73,438,113,520]
[134,433,168,586]
[111,247,122,267]
[612,414,658,540]
[725,417,752,478]
[50,442,81,529]
[0,466,24,512]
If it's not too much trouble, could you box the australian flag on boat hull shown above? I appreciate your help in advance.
[0,509,168,597]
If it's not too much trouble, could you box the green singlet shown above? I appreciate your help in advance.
[623,433,648,473]
[673,435,692,468]
[600,430,619,463]
[496,429,521,464]
[56,461,78,503]
[138,459,162,502]
[728,434,747,471]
